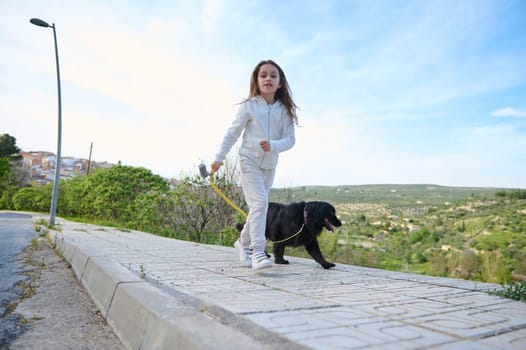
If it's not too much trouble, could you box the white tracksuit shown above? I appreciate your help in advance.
[215,96,295,251]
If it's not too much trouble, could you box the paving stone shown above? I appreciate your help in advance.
[478,326,526,350]
[280,320,457,350]
[405,306,526,340]
[47,217,526,350]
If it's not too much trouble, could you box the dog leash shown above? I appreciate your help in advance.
[208,170,248,219]
[199,164,304,244]
[271,223,305,243]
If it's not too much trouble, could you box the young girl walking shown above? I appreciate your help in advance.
[211,59,298,269]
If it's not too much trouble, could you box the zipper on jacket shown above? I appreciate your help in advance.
[259,103,271,168]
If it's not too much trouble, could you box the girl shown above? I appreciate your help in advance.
[211,59,298,269]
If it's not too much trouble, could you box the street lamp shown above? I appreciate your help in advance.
[30,18,62,226]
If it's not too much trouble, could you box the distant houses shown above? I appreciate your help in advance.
[21,151,113,185]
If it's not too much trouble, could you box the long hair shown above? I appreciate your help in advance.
[247,60,299,125]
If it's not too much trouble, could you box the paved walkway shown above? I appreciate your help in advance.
[41,217,526,349]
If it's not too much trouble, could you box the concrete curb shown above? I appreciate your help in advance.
[108,280,264,349]
[82,257,143,318]
[46,225,304,350]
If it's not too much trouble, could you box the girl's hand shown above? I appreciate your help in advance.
[211,161,222,173]
[260,140,271,152]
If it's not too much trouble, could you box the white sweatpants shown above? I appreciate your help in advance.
[239,158,275,252]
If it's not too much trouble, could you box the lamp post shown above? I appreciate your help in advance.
[30,18,62,226]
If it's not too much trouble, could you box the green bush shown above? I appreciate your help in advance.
[414,251,428,263]
[473,231,511,251]
[12,185,51,212]
[81,165,169,222]
[59,175,87,217]
[409,230,424,244]
[0,186,17,209]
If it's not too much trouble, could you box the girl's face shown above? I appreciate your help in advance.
[257,63,281,100]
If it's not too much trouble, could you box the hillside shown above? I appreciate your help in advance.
[271,184,505,206]
[271,185,526,284]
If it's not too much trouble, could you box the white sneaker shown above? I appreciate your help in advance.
[252,251,272,270]
[234,239,252,267]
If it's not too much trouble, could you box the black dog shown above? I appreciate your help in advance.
[237,201,342,269]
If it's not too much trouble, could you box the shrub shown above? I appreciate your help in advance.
[429,252,448,276]
[409,230,424,244]
[12,186,51,212]
[74,165,169,222]
[481,251,511,283]
[489,282,526,302]
[458,249,480,279]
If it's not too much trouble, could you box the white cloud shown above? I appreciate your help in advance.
[2,0,525,189]
[491,107,526,118]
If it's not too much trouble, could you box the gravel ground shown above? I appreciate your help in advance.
[9,237,125,350]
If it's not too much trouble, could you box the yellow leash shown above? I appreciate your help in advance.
[208,171,247,219]
[201,164,304,244]
[271,223,304,244]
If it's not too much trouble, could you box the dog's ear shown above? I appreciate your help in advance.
[305,201,323,225]
[326,203,336,215]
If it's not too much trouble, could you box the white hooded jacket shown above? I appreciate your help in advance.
[215,95,295,169]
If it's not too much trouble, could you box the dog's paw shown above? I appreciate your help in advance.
[275,259,289,265]
[322,262,335,269]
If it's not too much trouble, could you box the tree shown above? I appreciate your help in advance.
[0,158,12,208]
[0,158,10,181]
[0,134,21,159]
[0,134,20,184]
[0,134,28,209]
[0,134,28,190]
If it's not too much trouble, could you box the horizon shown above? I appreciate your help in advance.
[2,1,525,189]
[20,148,525,191]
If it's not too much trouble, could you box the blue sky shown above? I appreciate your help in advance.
[1,0,525,188]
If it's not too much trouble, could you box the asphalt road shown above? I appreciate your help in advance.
[0,213,124,350]
[0,212,36,348]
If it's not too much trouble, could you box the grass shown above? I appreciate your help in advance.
[22,238,47,295]
[139,264,146,279]
[3,235,52,330]
[32,218,61,233]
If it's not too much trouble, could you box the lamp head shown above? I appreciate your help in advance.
[30,18,51,28]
